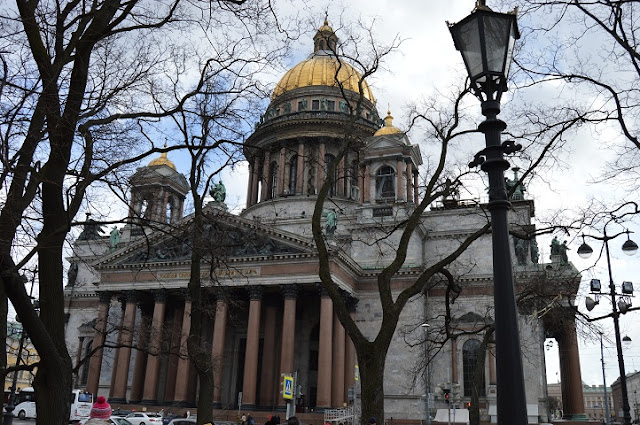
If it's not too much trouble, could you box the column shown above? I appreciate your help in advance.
[451,337,458,384]
[316,141,326,193]
[212,297,228,407]
[278,147,286,196]
[246,161,254,208]
[363,163,371,204]
[316,289,333,409]
[414,172,419,204]
[142,290,168,404]
[173,296,192,405]
[296,141,305,194]
[86,292,111,396]
[164,303,184,402]
[109,296,126,397]
[129,305,152,403]
[396,157,404,201]
[337,156,345,197]
[261,151,271,201]
[331,312,345,407]
[242,286,263,409]
[259,302,278,407]
[252,157,261,205]
[344,302,358,404]
[279,285,298,407]
[406,162,413,203]
[110,291,138,403]
[558,319,587,419]
[488,342,497,385]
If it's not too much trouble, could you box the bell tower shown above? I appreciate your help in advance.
[127,152,190,236]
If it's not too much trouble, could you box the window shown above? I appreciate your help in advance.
[268,161,278,199]
[463,339,486,397]
[312,100,320,110]
[327,100,335,111]
[324,154,336,196]
[375,166,395,200]
[165,198,173,223]
[288,155,298,194]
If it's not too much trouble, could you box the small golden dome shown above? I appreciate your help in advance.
[148,152,177,170]
[272,55,375,101]
[374,109,402,136]
[317,17,333,33]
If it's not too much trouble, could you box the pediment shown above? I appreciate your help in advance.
[95,206,314,268]
[365,133,411,150]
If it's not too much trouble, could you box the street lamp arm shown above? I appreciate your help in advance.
[581,229,633,242]
[583,302,639,322]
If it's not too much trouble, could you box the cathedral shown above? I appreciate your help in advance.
[64,20,587,423]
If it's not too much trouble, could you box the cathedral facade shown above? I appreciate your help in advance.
[64,21,587,423]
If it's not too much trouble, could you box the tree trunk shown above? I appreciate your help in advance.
[35,228,73,425]
[358,341,389,425]
[187,210,214,424]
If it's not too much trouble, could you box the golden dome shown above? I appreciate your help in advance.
[272,19,375,101]
[148,152,177,170]
[272,55,375,101]
[374,109,402,136]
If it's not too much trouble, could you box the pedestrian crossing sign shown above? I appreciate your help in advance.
[283,375,294,399]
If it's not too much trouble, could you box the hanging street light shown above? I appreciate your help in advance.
[581,228,638,425]
[448,1,525,425]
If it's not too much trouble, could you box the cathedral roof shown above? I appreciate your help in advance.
[271,20,375,102]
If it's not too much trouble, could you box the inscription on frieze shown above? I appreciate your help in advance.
[157,267,260,280]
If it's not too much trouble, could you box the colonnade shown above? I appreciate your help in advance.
[245,139,420,209]
[85,284,357,410]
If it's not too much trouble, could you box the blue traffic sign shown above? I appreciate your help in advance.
[283,376,294,399]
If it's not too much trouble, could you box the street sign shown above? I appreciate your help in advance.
[283,375,294,400]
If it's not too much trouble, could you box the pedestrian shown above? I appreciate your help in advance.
[369,417,377,425]
[248,414,254,425]
[241,413,247,425]
[84,396,112,425]
[287,416,300,425]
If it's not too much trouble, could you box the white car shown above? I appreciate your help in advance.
[125,412,163,425]
[79,417,134,425]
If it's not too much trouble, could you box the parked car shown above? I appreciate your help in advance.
[162,413,183,425]
[124,412,163,425]
[79,417,134,425]
[168,419,195,425]
[168,419,236,425]
[112,409,134,417]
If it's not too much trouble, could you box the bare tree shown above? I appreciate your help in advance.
[0,1,292,423]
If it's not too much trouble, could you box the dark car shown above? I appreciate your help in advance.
[162,414,183,425]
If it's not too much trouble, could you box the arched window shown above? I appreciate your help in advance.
[463,339,486,397]
[376,166,395,200]
[288,155,298,195]
[324,154,336,196]
[80,340,92,385]
[268,161,278,199]
[140,197,153,219]
[350,160,360,200]
[165,197,174,223]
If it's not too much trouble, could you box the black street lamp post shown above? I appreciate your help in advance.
[580,229,638,425]
[448,2,526,425]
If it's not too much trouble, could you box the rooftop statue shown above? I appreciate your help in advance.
[211,180,226,203]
